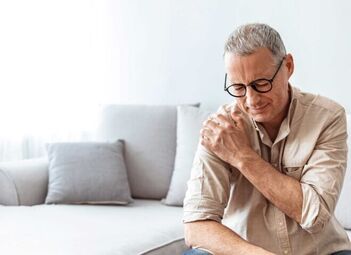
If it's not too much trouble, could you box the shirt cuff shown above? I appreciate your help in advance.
[300,183,331,233]
[183,198,225,223]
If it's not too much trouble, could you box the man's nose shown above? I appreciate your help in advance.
[245,86,261,106]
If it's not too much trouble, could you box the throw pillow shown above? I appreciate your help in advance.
[163,105,211,206]
[45,140,133,204]
[95,103,199,200]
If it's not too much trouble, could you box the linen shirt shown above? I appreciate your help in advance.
[183,86,351,255]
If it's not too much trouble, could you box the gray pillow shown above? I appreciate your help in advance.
[163,106,211,206]
[45,140,133,204]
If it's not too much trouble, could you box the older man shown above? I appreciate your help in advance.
[182,23,351,255]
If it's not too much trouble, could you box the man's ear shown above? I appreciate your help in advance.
[285,53,294,79]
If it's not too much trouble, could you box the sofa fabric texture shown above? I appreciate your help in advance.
[0,199,186,255]
[45,140,133,204]
[0,158,48,205]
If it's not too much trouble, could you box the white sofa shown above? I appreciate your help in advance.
[0,104,350,255]
[0,105,188,255]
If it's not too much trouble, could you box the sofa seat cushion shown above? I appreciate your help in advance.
[0,199,187,255]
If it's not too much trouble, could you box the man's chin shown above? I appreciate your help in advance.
[250,113,269,123]
[247,105,270,121]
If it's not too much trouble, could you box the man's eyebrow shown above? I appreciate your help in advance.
[228,65,276,85]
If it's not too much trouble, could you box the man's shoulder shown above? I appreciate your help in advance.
[293,87,345,116]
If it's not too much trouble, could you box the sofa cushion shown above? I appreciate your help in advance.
[96,104,179,199]
[163,106,211,206]
[45,141,133,204]
[335,114,351,230]
[0,199,187,255]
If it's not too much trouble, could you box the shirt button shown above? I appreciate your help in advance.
[279,222,283,226]
[284,250,288,254]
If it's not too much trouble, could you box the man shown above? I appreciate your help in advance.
[182,23,351,255]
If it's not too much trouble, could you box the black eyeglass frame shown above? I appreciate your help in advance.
[224,58,285,97]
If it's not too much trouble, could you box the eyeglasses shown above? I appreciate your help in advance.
[224,58,285,97]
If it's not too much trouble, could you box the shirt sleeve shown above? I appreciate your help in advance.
[182,143,234,223]
[299,109,348,233]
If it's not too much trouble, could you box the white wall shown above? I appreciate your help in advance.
[105,0,351,111]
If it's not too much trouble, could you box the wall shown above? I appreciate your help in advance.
[105,0,351,111]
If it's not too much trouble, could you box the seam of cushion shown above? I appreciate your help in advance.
[0,168,20,205]
[138,237,185,255]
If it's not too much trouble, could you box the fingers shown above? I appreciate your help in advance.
[200,127,213,147]
[216,114,233,127]
[233,103,242,113]
[200,127,213,138]
[205,113,233,129]
[203,117,218,130]
[230,105,245,128]
[203,105,245,131]
[200,115,224,147]
[231,104,242,119]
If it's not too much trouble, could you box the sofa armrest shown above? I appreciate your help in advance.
[0,157,49,206]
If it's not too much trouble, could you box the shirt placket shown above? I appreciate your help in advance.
[271,142,292,255]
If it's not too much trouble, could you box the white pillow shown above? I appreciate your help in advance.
[163,106,211,206]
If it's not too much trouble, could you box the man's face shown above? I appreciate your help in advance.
[224,47,294,127]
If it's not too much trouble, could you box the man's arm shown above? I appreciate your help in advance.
[184,220,275,255]
[235,149,302,223]
[183,135,275,254]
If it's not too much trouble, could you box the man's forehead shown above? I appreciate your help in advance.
[224,51,276,83]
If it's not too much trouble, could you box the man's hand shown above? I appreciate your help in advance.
[200,105,252,168]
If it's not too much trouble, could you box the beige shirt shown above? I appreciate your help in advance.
[183,86,351,255]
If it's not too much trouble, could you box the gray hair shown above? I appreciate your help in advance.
[224,23,286,64]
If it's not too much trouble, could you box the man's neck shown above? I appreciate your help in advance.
[262,122,282,142]
[262,90,292,142]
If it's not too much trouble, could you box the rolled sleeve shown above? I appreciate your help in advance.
[299,109,348,233]
[183,143,233,223]
[300,183,331,232]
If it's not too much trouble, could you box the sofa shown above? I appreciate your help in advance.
[0,104,350,255]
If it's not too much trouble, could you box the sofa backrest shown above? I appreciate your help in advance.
[96,105,177,199]
[0,157,48,205]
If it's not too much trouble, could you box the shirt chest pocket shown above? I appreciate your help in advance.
[281,161,305,181]
[281,139,311,181]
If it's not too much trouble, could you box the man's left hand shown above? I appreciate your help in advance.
[200,107,252,168]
